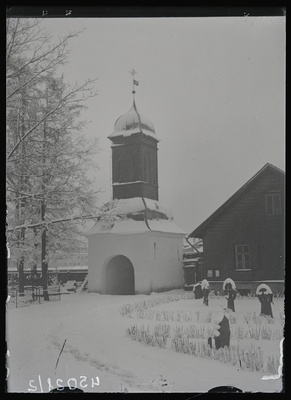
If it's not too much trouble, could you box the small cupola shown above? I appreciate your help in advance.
[109,100,157,140]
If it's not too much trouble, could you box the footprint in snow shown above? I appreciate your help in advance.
[150,375,174,392]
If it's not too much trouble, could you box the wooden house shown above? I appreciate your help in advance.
[188,163,285,295]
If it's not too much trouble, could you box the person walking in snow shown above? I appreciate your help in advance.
[257,285,274,318]
[225,284,236,312]
[258,292,273,318]
[201,279,210,306]
[202,287,210,306]
[223,280,237,312]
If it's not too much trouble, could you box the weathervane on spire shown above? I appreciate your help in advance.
[129,68,139,101]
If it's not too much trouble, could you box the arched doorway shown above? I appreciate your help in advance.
[105,255,135,295]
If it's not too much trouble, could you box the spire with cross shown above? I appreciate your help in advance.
[129,68,139,101]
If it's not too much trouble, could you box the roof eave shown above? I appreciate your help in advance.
[188,163,285,238]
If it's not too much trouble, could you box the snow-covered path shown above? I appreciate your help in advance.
[6,291,284,393]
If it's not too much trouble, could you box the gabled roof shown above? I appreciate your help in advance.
[189,163,285,238]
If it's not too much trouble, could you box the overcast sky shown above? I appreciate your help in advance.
[40,16,285,234]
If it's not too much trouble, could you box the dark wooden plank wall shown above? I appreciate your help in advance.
[201,169,284,282]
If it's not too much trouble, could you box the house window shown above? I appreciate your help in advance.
[215,269,220,277]
[265,192,282,215]
[235,244,251,270]
[207,270,213,278]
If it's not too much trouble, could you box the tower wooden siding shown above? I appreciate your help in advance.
[111,133,159,200]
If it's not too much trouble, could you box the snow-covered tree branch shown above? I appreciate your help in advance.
[6,18,116,300]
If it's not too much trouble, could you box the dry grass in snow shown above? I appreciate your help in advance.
[6,290,284,393]
[121,293,284,376]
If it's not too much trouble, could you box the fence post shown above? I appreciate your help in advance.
[15,288,17,308]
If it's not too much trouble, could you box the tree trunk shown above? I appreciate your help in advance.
[18,255,25,297]
[17,226,26,297]
[33,228,39,283]
[17,92,27,297]
[41,112,50,301]
[41,225,50,301]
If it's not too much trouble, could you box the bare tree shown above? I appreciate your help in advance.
[6,18,96,160]
[6,18,116,300]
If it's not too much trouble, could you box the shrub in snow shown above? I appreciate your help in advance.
[154,324,171,338]
[243,312,253,324]
[239,346,264,371]
[232,326,245,340]
[252,313,262,325]
[171,321,282,342]
[126,324,171,349]
[121,297,244,325]
[195,311,201,322]
[204,312,212,323]
[228,313,237,324]
[264,315,275,324]
[122,301,241,325]
[119,303,134,317]
[170,338,279,374]
[173,326,184,339]
[261,325,282,340]
[242,312,280,326]
[185,325,213,339]
[176,310,193,322]
[265,354,281,375]
[120,294,184,318]
[249,324,262,340]
[260,326,272,340]
[136,308,156,320]
[123,297,282,375]
[156,310,173,322]
[231,324,283,341]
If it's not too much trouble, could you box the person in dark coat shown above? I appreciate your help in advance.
[193,282,203,299]
[202,287,210,306]
[208,310,231,350]
[258,290,274,318]
[225,283,236,312]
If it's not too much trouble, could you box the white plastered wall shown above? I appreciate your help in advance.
[149,232,185,292]
[87,232,153,294]
[87,230,185,294]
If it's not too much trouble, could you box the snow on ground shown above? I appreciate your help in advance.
[6,290,284,393]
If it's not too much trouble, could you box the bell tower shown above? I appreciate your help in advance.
[108,70,159,200]
[86,70,185,296]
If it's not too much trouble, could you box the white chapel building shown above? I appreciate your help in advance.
[85,90,185,294]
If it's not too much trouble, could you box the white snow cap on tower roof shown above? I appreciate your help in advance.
[84,197,186,235]
[109,101,160,141]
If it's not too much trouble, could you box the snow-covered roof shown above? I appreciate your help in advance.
[144,198,173,219]
[108,101,160,141]
[114,197,145,215]
[85,197,185,235]
[112,197,174,219]
[112,181,147,186]
[85,218,185,235]
[147,218,185,234]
